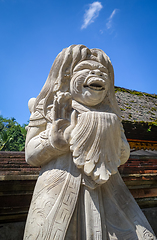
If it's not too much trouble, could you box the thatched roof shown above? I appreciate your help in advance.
[115,87,157,123]
[115,87,157,145]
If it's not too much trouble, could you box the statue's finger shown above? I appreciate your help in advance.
[55,119,70,131]
[71,110,77,127]
[64,98,72,120]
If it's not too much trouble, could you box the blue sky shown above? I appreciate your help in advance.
[0,0,157,125]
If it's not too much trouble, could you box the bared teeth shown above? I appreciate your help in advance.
[83,83,105,91]
[89,86,103,90]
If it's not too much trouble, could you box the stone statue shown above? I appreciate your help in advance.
[24,45,156,239]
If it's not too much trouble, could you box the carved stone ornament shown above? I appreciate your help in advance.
[23,45,156,239]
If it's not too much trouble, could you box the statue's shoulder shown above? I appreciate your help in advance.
[28,111,47,127]
[28,98,47,127]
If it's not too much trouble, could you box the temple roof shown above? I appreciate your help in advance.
[115,87,157,122]
[115,87,157,149]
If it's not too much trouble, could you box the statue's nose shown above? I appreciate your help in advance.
[89,70,103,76]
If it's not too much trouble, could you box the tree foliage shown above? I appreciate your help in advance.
[0,115,27,151]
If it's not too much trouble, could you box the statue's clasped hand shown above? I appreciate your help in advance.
[51,92,77,151]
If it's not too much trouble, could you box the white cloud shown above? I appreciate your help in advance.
[81,2,103,29]
[106,9,118,29]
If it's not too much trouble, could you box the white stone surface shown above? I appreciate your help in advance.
[23,45,156,239]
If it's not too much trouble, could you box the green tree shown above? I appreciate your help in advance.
[0,115,27,151]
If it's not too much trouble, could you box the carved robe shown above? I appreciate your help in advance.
[23,105,156,240]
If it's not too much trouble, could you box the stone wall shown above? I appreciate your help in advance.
[0,222,25,240]
[1,208,157,240]
[0,151,157,238]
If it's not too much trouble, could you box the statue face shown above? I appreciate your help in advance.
[70,60,109,106]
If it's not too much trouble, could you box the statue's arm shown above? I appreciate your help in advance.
[120,123,130,165]
[25,124,67,167]
[25,93,77,167]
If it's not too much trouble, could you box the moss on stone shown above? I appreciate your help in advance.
[122,119,157,127]
[120,108,125,111]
